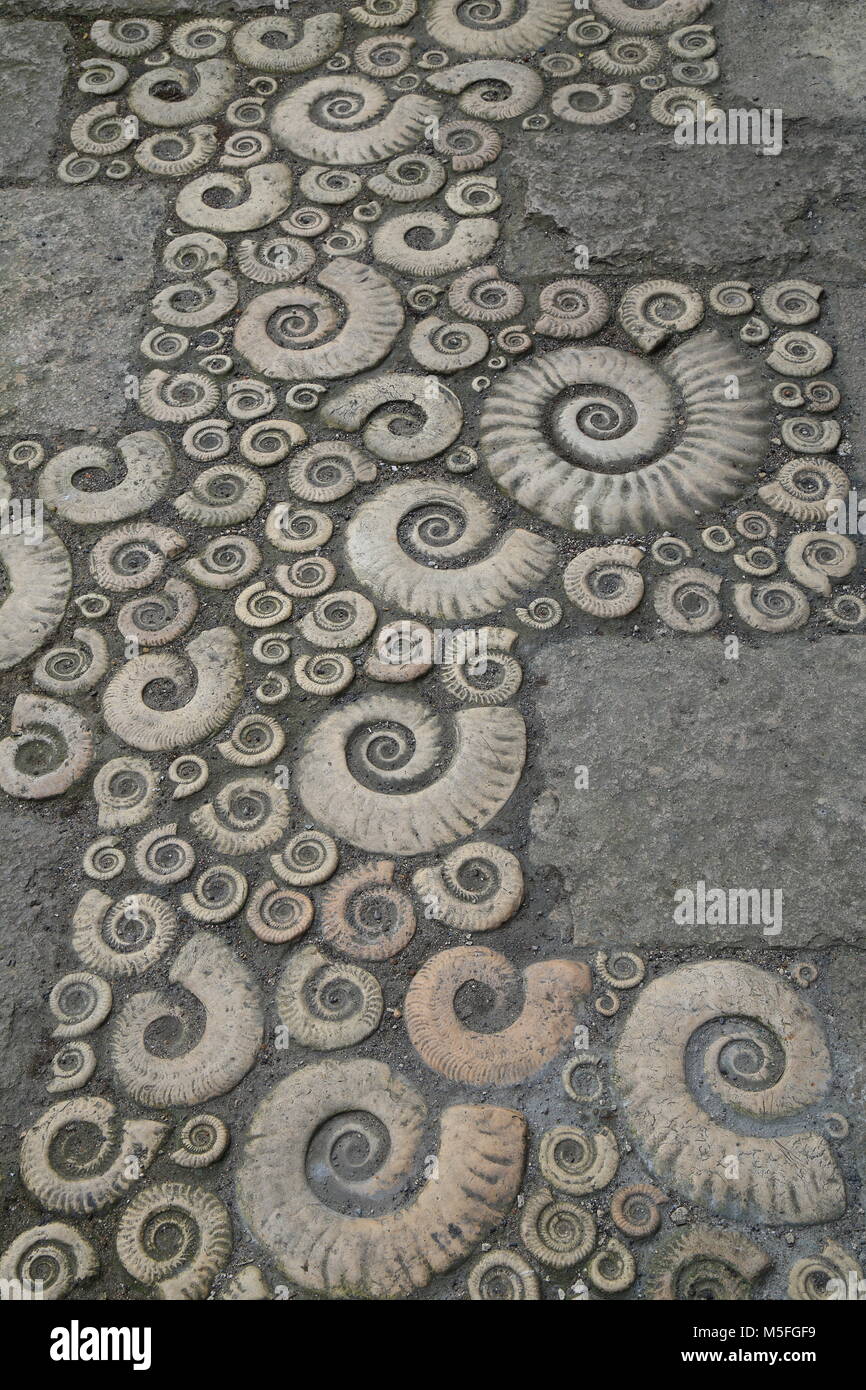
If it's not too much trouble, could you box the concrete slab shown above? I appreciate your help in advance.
[527,636,866,950]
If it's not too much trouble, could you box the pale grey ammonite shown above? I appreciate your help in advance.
[479,330,770,534]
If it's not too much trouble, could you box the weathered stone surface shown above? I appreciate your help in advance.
[0,185,167,434]
[719,0,866,122]
[528,637,866,949]
[505,128,866,285]
[0,21,69,180]
[0,807,72,1171]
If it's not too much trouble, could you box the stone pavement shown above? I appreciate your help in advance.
[0,0,864,1303]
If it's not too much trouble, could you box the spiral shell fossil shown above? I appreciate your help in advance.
[271,74,441,165]
[321,373,464,462]
[190,775,290,855]
[116,1181,231,1300]
[538,1123,619,1195]
[0,694,93,800]
[592,0,711,33]
[0,1223,98,1300]
[276,944,383,1050]
[234,258,404,381]
[645,1225,770,1301]
[232,14,343,72]
[345,479,556,618]
[613,959,845,1224]
[237,1058,526,1298]
[412,842,523,933]
[296,693,526,854]
[405,945,590,1085]
[72,888,177,979]
[426,59,543,121]
[425,0,573,58]
[758,458,849,523]
[20,1097,166,1214]
[39,430,174,525]
[170,1114,230,1169]
[480,331,770,534]
[520,1186,596,1268]
[0,521,72,673]
[111,932,263,1108]
[102,627,243,752]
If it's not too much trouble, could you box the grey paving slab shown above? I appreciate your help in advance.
[0,20,69,180]
[527,636,866,950]
[0,185,168,435]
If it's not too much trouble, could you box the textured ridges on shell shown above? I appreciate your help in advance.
[296,695,526,854]
[345,479,556,618]
[111,931,264,1107]
[0,523,72,672]
[425,0,573,58]
[101,627,244,751]
[0,693,93,799]
[232,13,343,72]
[0,1222,98,1299]
[425,60,544,120]
[480,330,770,534]
[645,1225,771,1301]
[613,960,845,1225]
[20,1096,167,1214]
[592,0,711,35]
[116,1180,232,1299]
[405,945,590,1084]
[563,545,645,618]
[321,373,463,461]
[618,278,704,351]
[237,1058,527,1297]
[271,75,442,165]
[235,258,404,381]
[39,430,175,525]
[276,944,383,1049]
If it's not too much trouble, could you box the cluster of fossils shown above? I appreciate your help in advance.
[0,1,859,1301]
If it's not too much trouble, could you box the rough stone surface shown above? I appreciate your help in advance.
[0,808,73,1171]
[528,637,866,949]
[719,0,866,122]
[0,185,168,435]
[505,128,866,286]
[0,21,68,180]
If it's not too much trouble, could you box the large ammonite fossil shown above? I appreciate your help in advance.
[479,329,770,534]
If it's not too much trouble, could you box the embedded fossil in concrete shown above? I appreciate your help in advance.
[116,1181,232,1300]
[613,960,845,1224]
[0,523,72,673]
[72,888,178,979]
[190,775,290,854]
[412,842,523,933]
[176,164,293,233]
[425,0,573,58]
[345,479,556,618]
[271,74,442,165]
[101,627,244,751]
[0,1223,98,1300]
[0,694,93,800]
[404,945,590,1084]
[295,693,526,853]
[425,60,543,121]
[39,431,174,525]
[276,944,383,1049]
[236,1058,526,1298]
[20,1097,167,1215]
[480,332,770,534]
[235,258,404,380]
[520,1186,596,1267]
[232,13,343,72]
[645,1225,770,1301]
[321,373,464,462]
[111,932,264,1107]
